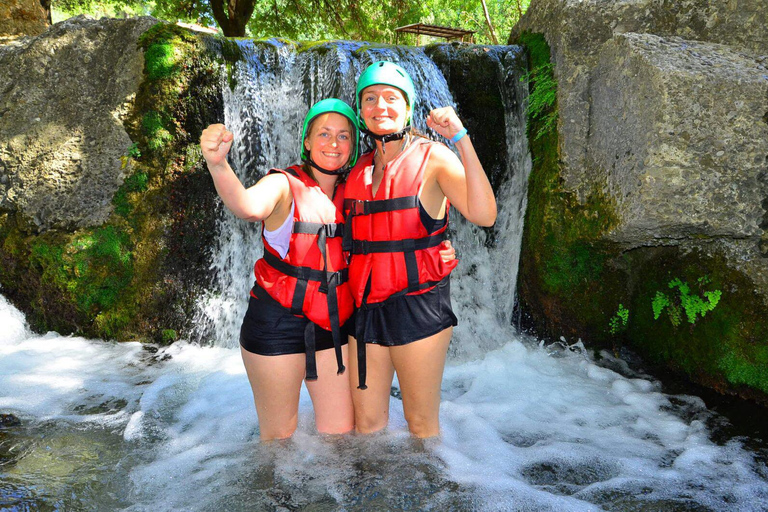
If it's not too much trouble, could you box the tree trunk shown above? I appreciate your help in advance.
[480,0,498,44]
[210,0,257,37]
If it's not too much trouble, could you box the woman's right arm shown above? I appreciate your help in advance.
[200,124,289,222]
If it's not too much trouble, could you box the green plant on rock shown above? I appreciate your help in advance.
[520,46,558,140]
[652,276,721,327]
[161,329,178,344]
[609,304,629,334]
[128,142,142,159]
[142,111,174,152]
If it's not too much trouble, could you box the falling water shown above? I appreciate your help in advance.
[193,40,529,361]
[2,40,768,511]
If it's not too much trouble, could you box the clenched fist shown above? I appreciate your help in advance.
[425,106,465,141]
[200,124,234,169]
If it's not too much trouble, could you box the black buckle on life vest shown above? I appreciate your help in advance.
[323,223,344,238]
[346,199,368,216]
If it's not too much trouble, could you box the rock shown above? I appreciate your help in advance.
[512,1,768,403]
[510,0,768,191]
[0,15,158,232]
[590,33,768,251]
[0,413,21,427]
[0,0,49,38]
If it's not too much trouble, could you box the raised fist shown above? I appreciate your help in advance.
[200,124,234,169]
[426,106,464,141]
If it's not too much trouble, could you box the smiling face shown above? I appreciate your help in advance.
[303,112,354,170]
[359,85,410,135]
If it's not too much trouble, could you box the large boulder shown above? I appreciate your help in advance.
[591,34,768,248]
[511,1,768,403]
[0,15,157,232]
[510,0,768,193]
[0,0,49,38]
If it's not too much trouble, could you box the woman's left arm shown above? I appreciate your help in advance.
[426,107,497,227]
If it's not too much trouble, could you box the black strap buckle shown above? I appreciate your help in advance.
[349,199,368,216]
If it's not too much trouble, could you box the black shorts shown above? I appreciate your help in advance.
[355,277,458,346]
[239,293,350,356]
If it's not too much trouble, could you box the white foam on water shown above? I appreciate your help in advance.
[3,42,767,511]
[0,294,30,344]
[3,296,768,510]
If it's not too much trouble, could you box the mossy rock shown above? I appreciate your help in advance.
[513,32,768,404]
[0,22,228,342]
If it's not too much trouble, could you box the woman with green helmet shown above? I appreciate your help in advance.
[200,98,361,440]
[344,61,497,438]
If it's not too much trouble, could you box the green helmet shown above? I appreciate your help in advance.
[356,61,416,129]
[300,98,360,168]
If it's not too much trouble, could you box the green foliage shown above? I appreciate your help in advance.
[52,0,149,22]
[652,276,721,327]
[522,62,558,140]
[609,304,629,334]
[142,111,173,151]
[56,0,529,44]
[161,329,178,343]
[128,142,142,159]
[29,226,134,315]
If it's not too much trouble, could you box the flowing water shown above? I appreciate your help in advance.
[2,41,768,511]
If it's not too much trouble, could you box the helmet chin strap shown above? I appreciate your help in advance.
[363,127,410,154]
[304,156,349,176]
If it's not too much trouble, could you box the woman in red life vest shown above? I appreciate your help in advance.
[201,98,459,440]
[200,99,359,440]
[345,62,497,438]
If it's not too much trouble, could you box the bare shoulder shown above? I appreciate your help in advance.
[256,171,291,195]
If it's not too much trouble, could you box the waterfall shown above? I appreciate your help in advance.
[3,39,768,512]
[193,40,531,359]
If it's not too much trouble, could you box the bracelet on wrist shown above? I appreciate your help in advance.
[450,128,468,144]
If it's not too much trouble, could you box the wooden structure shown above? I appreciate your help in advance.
[394,23,475,44]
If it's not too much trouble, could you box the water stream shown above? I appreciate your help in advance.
[1,41,768,511]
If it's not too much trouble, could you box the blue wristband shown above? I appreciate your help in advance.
[450,128,468,144]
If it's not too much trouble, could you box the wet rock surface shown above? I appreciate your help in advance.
[512,0,768,402]
[0,15,157,232]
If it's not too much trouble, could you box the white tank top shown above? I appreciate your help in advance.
[263,201,294,259]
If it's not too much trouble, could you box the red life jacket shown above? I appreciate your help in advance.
[343,138,458,308]
[253,165,354,379]
[343,139,458,390]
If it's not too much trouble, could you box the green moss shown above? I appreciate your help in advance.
[29,226,133,314]
[145,43,180,81]
[142,111,174,152]
[515,33,619,339]
[113,171,149,217]
[720,346,768,394]
[161,329,178,343]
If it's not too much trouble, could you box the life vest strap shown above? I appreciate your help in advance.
[293,221,345,238]
[262,250,348,284]
[250,284,321,380]
[344,195,419,216]
[349,232,445,255]
[262,251,347,376]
